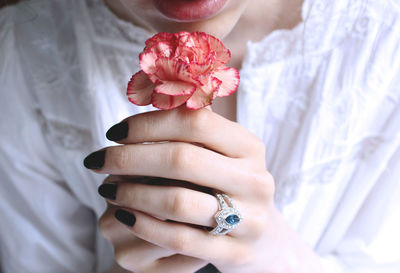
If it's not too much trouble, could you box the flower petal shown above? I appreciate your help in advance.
[149,41,175,58]
[188,62,213,79]
[154,57,200,85]
[154,81,196,96]
[140,41,178,82]
[212,67,240,97]
[191,32,212,63]
[139,51,158,75]
[127,70,154,106]
[145,32,175,49]
[152,93,191,110]
[186,77,222,109]
[154,57,179,81]
[176,31,195,48]
[208,35,231,65]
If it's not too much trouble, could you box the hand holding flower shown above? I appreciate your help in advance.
[84,32,324,273]
[83,107,324,273]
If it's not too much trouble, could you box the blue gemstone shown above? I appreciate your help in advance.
[225,215,240,225]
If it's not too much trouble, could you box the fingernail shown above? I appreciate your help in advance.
[98,183,117,200]
[106,121,129,141]
[83,150,105,170]
[115,209,136,227]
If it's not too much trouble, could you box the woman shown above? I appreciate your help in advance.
[0,0,399,272]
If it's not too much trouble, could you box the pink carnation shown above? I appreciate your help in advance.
[127,31,240,110]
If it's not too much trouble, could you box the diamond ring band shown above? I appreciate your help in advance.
[209,193,242,236]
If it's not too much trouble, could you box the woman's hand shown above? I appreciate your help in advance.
[87,107,323,273]
[99,175,213,273]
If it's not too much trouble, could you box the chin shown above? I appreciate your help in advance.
[152,20,234,40]
[147,0,247,39]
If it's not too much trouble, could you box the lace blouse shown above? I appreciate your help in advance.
[0,0,399,272]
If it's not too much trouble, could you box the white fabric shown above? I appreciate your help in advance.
[0,0,399,272]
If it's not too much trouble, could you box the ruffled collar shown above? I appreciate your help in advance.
[242,0,367,69]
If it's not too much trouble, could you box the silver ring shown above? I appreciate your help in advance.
[209,193,242,235]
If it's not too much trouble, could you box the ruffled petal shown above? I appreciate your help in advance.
[145,32,175,49]
[208,35,231,65]
[139,51,158,75]
[154,57,200,85]
[186,77,221,109]
[152,93,191,110]
[154,81,196,96]
[188,62,213,79]
[153,57,179,81]
[191,32,211,64]
[176,31,195,48]
[149,41,174,58]
[212,67,240,97]
[127,70,154,106]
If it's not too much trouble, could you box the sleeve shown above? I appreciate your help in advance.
[0,7,99,273]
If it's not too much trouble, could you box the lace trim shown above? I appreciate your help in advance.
[243,0,368,68]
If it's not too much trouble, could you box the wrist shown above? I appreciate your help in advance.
[264,207,324,273]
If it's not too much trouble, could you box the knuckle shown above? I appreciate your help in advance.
[119,186,137,207]
[184,108,213,133]
[168,230,192,253]
[168,189,189,216]
[112,147,131,170]
[138,114,153,138]
[250,137,266,155]
[169,143,192,170]
[247,217,268,238]
[249,172,274,198]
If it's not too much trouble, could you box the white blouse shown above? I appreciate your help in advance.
[0,0,399,272]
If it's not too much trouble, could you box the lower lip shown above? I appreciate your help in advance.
[153,0,228,22]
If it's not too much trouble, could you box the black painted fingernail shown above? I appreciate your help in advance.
[115,209,136,227]
[98,183,117,200]
[83,150,105,170]
[106,121,129,141]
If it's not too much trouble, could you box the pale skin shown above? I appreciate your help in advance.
[92,0,324,272]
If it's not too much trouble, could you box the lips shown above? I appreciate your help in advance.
[153,0,229,22]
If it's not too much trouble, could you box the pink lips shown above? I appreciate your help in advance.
[153,0,229,22]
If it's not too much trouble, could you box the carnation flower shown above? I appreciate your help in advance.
[127,31,240,110]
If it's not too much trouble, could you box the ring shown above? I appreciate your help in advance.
[209,193,242,235]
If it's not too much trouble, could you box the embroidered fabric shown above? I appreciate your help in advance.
[1,0,400,272]
[238,0,400,208]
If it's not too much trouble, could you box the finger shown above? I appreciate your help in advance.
[86,142,249,194]
[100,206,210,273]
[145,254,209,273]
[106,106,262,158]
[114,239,175,273]
[99,206,174,269]
[102,182,255,238]
[113,209,250,265]
[102,182,219,227]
